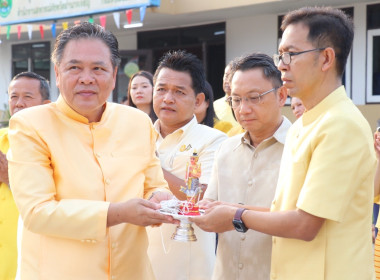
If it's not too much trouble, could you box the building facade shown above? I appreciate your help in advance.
[0,0,379,128]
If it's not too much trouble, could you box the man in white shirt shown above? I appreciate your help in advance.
[147,50,227,280]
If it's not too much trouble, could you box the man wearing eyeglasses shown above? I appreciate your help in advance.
[197,53,291,280]
[192,6,376,280]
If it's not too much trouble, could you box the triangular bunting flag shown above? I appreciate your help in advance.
[140,6,146,22]
[99,15,106,28]
[51,23,56,38]
[17,25,21,39]
[74,20,81,25]
[39,25,44,39]
[62,22,68,30]
[27,25,33,40]
[126,9,132,24]
[113,12,120,29]
[88,17,94,24]
[6,25,10,40]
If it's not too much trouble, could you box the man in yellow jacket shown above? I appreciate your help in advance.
[0,71,50,279]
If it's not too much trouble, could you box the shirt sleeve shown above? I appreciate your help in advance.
[8,114,109,241]
[143,121,171,199]
[199,133,227,185]
[203,143,222,201]
[296,117,376,222]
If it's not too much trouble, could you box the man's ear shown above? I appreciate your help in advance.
[321,47,335,72]
[277,86,288,107]
[195,92,205,107]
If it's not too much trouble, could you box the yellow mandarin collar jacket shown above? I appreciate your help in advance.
[8,95,169,280]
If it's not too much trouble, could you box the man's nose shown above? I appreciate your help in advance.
[79,69,95,84]
[15,97,26,107]
[163,90,175,103]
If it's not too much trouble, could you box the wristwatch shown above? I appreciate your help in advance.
[232,208,248,233]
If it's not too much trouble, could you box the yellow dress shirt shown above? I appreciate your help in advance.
[0,127,18,280]
[271,87,376,280]
[8,96,169,280]
[205,117,291,280]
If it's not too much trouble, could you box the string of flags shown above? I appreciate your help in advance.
[0,6,146,41]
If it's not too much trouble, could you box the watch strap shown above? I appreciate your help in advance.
[234,207,247,221]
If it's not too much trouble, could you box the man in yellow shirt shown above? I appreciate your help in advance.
[192,7,376,280]
[0,71,50,280]
[8,22,176,280]
[214,61,242,136]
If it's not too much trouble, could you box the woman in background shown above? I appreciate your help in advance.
[127,70,157,123]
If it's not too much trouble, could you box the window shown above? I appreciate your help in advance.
[366,4,380,103]
[12,42,50,81]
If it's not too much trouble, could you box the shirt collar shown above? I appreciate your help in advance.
[302,85,346,126]
[56,95,108,124]
[234,116,291,150]
[154,115,198,139]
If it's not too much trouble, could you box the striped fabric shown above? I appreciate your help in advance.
[375,233,380,278]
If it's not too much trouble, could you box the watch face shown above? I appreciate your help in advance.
[233,219,247,233]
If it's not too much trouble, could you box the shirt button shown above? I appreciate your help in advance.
[254,153,258,158]
[241,234,246,241]
[95,153,101,158]
[272,199,276,205]
[105,179,111,185]
[271,272,277,279]
[238,263,243,269]
[111,242,117,249]
[111,276,116,280]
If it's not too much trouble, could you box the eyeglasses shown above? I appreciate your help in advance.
[273,48,326,66]
[226,88,278,108]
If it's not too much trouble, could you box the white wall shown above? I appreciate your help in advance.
[0,41,12,112]
[226,14,279,63]
[351,2,367,105]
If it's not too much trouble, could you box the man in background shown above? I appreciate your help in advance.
[0,71,50,279]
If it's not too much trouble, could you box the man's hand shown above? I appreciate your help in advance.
[190,204,236,233]
[149,191,173,204]
[0,151,9,186]
[107,198,178,227]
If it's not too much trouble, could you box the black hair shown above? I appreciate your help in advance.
[153,50,205,95]
[281,6,354,76]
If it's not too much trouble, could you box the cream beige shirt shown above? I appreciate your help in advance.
[8,96,169,280]
[205,117,291,280]
[147,116,227,280]
[271,87,376,280]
